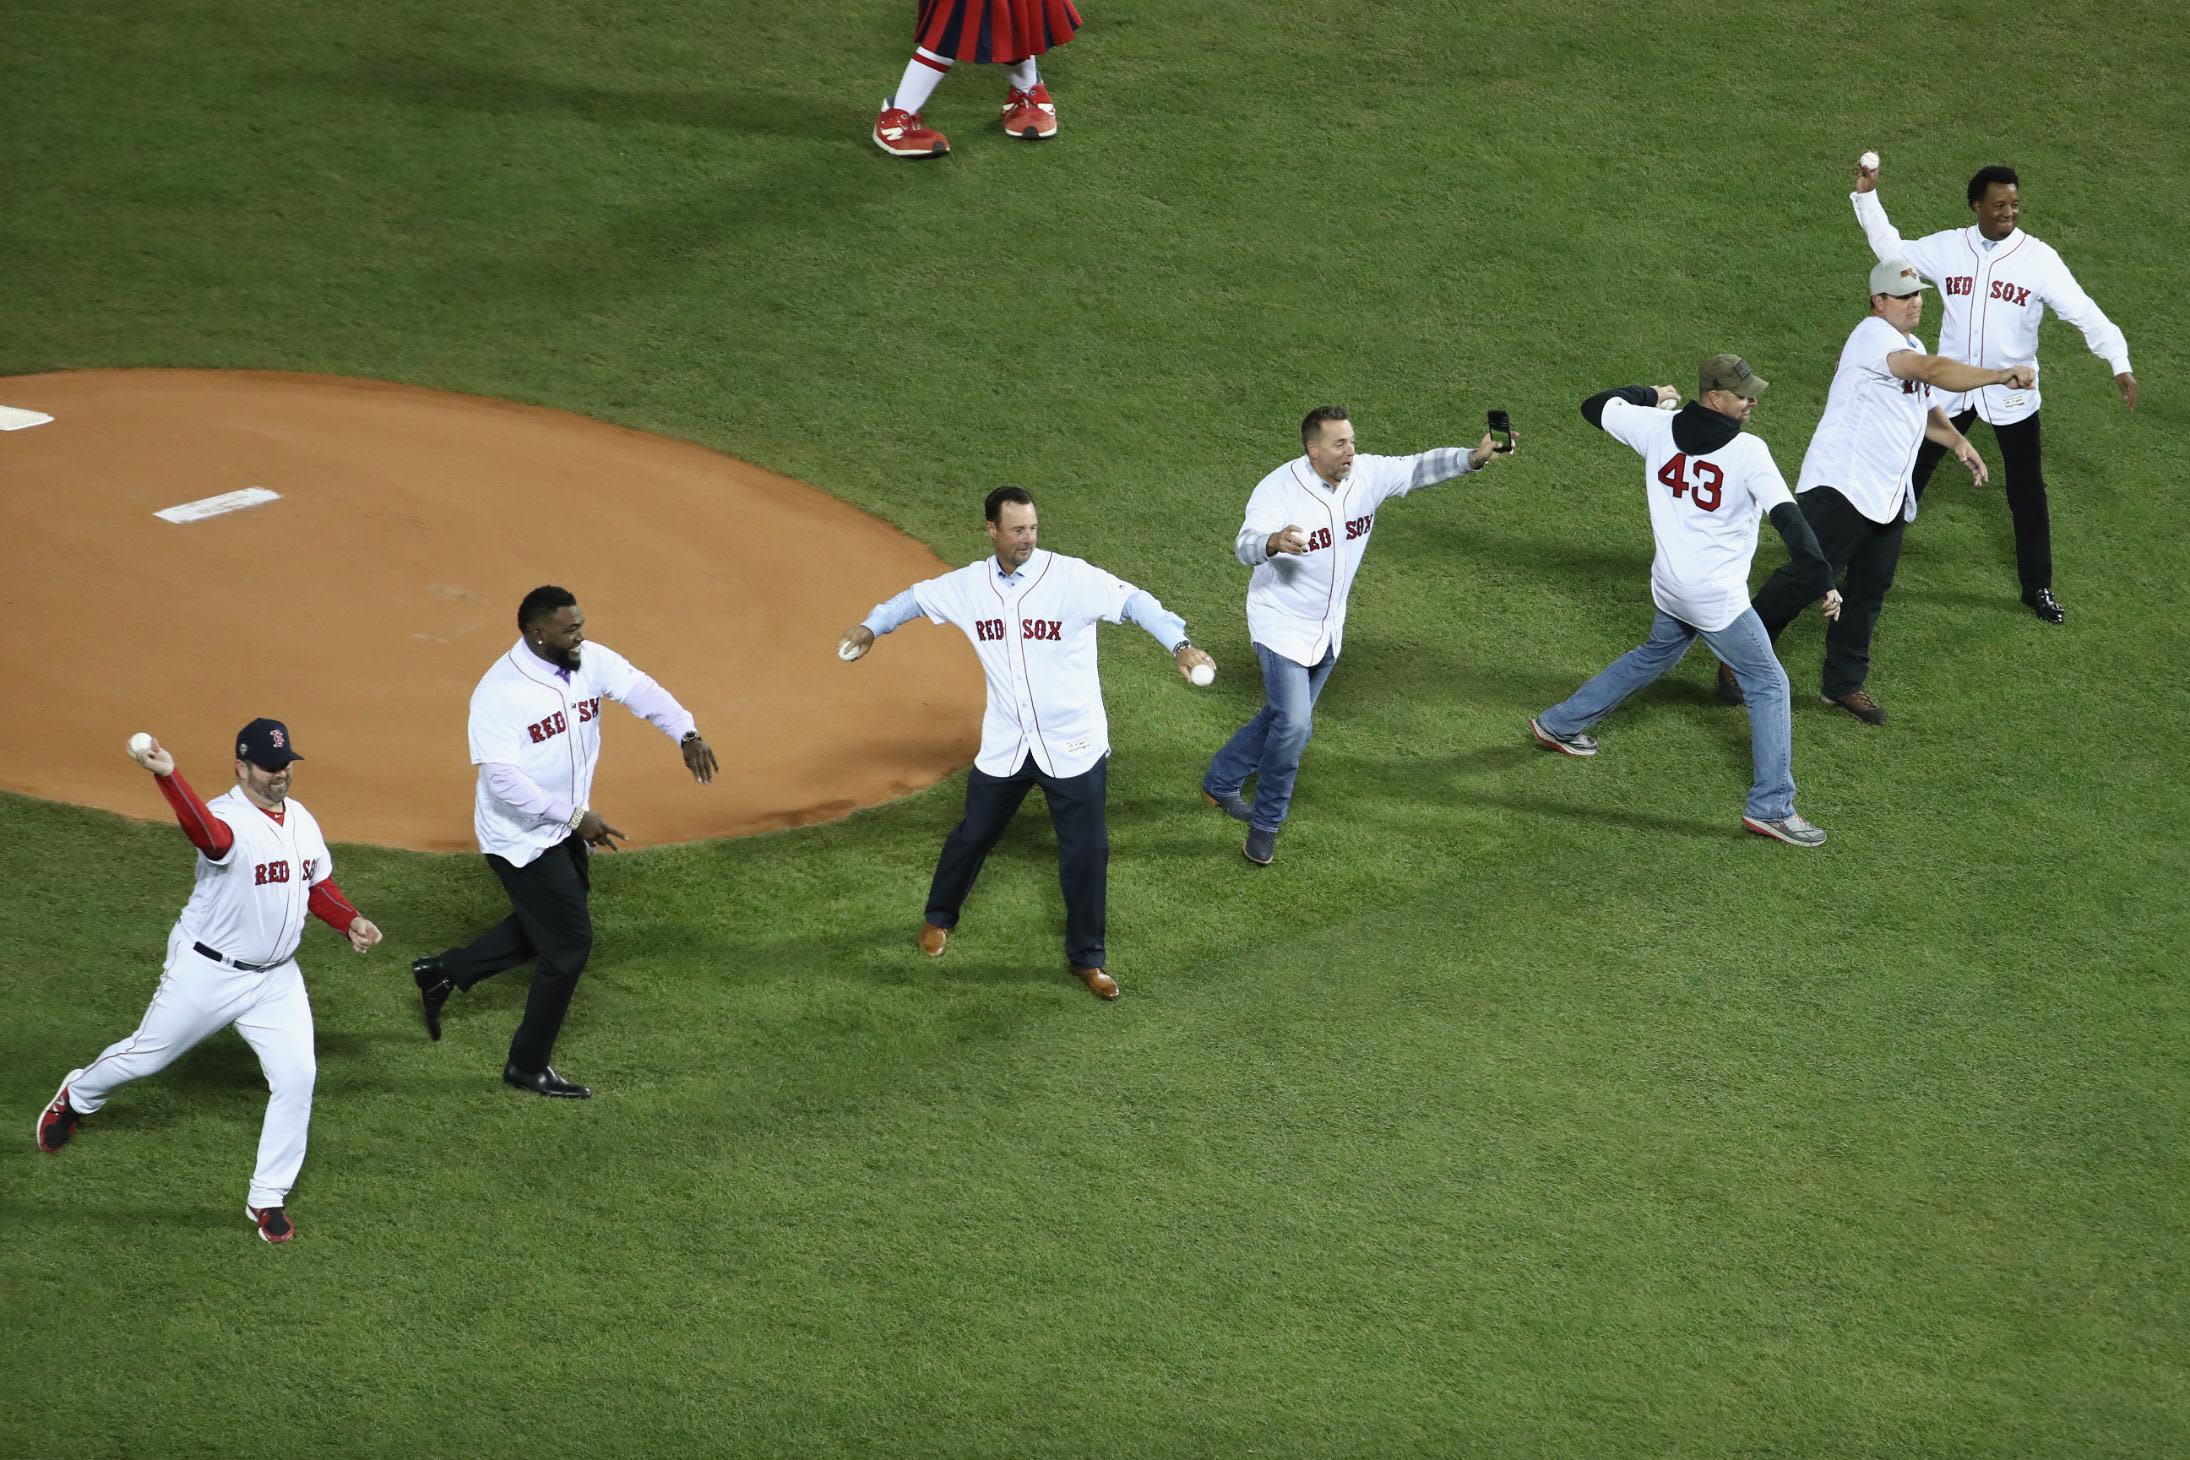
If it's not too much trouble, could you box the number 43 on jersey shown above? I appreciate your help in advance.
[1657,453,1723,512]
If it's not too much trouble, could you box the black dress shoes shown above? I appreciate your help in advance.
[412,958,454,1041]
[503,1064,592,1099]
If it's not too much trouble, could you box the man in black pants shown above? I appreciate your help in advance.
[1850,159,2138,623]
[837,486,1212,1000]
[412,587,717,1097]
[1729,259,2030,726]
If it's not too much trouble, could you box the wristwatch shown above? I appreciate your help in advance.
[680,730,703,745]
[1172,639,1192,654]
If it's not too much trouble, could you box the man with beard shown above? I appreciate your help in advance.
[410,586,718,1099]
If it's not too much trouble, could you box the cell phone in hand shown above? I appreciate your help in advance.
[1487,409,1515,453]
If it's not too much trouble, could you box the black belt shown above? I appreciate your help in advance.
[193,941,280,973]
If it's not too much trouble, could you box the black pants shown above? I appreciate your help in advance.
[1910,408,2049,596]
[1752,487,1907,698]
[925,753,1108,969]
[437,835,595,1072]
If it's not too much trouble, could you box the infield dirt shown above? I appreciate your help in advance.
[0,369,982,850]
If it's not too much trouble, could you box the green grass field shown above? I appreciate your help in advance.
[5,2,2187,1455]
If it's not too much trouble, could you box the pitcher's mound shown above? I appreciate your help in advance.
[0,369,981,851]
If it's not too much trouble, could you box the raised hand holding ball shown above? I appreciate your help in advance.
[127,732,174,775]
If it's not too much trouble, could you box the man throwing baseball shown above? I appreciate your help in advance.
[1202,406,1514,865]
[1726,260,2032,726]
[410,586,717,1099]
[37,721,384,1244]
[838,485,1211,1000]
[1529,358,1841,846]
[1850,159,2137,624]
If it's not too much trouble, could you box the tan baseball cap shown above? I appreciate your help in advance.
[1699,354,1769,399]
[1868,257,1930,297]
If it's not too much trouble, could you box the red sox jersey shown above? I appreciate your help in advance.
[1598,400,1795,633]
[1232,448,1478,667]
[1797,316,1934,526]
[169,788,333,969]
[1852,189,2132,426]
[467,638,697,865]
[865,550,1186,779]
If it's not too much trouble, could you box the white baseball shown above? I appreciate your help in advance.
[128,731,155,759]
[1858,150,1880,171]
[1189,663,1215,687]
[837,642,860,661]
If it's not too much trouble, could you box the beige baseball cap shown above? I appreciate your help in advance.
[1699,354,1769,399]
[1868,257,1930,297]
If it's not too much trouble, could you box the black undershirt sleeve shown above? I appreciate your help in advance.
[1580,386,1663,429]
[1768,501,1837,597]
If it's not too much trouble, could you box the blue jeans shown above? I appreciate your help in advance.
[1203,642,1338,833]
[1538,608,1796,822]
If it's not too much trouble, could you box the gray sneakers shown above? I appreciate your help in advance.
[1201,786,1253,823]
[1528,717,1598,758]
[1742,812,1827,847]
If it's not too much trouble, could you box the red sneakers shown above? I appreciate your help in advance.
[36,1070,84,1153]
[874,104,950,159]
[1000,83,1058,140]
[248,1204,296,1243]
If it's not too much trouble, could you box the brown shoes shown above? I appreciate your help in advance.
[1072,966,1119,1000]
[1716,661,1744,705]
[1821,689,1887,725]
[921,922,1114,998]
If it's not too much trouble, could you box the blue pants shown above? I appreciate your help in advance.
[1538,608,1797,822]
[925,753,1108,969]
[1203,642,1338,834]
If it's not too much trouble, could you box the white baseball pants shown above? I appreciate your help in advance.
[69,940,317,1209]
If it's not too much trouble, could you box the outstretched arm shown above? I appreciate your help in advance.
[1581,386,1665,430]
[1118,587,1215,682]
[1889,350,2034,395]
[1850,174,1906,262]
[1852,163,1956,282]
[610,666,714,783]
[838,584,923,661]
[1118,587,1187,650]
[128,737,236,859]
[1385,435,1512,503]
[2041,261,2136,409]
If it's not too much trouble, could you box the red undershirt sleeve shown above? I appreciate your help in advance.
[308,877,361,932]
[155,771,235,858]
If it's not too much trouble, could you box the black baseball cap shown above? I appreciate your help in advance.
[236,718,304,770]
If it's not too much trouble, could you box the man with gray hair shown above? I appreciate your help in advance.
[1726,259,2032,726]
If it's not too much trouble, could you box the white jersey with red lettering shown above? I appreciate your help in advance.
[62,779,339,1216]
[466,637,697,866]
[1232,448,1478,667]
[1597,400,1795,632]
[170,787,334,970]
[1851,190,2132,426]
[1796,315,1933,525]
[901,550,1152,779]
